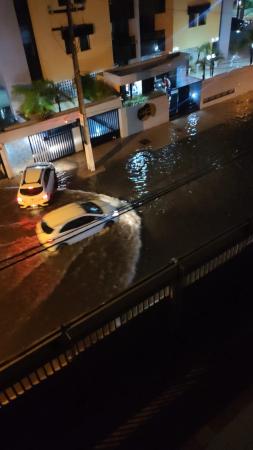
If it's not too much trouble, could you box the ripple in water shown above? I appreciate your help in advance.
[126,150,155,196]
[185,113,200,137]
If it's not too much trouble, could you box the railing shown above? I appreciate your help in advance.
[0,218,253,406]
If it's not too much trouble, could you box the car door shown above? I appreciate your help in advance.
[47,168,55,193]
[43,168,51,195]
[60,215,99,245]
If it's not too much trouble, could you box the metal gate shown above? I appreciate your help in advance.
[88,109,120,146]
[29,124,75,162]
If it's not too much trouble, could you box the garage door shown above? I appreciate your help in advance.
[29,124,75,162]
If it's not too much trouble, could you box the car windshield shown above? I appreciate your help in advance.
[20,187,43,196]
[80,201,103,215]
[41,221,54,234]
[23,169,41,184]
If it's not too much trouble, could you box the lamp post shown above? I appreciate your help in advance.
[207,53,216,77]
[211,36,219,53]
[202,57,206,80]
[250,43,253,65]
[66,0,95,171]
[236,0,244,19]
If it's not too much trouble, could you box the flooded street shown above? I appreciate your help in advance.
[1,97,253,362]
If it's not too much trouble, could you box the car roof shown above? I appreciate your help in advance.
[42,203,86,228]
[23,163,54,184]
[24,167,43,184]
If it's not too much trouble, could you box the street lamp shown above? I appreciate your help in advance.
[211,36,219,53]
[250,43,253,65]
[206,53,216,77]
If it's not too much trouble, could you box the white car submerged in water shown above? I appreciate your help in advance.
[17,163,57,208]
[36,200,119,251]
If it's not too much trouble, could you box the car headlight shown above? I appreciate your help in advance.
[17,196,23,204]
[112,210,119,217]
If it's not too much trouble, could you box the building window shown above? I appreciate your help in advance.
[60,24,93,54]
[58,0,85,5]
[188,3,210,28]
[189,13,198,28]
[198,11,207,26]
[155,0,166,13]
[79,35,90,51]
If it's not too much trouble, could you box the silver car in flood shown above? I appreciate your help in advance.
[36,200,119,251]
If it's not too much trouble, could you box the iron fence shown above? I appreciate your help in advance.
[0,218,253,406]
[29,124,75,162]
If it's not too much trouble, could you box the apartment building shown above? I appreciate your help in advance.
[172,0,222,56]
[0,0,234,178]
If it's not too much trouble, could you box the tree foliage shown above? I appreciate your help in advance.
[81,75,117,101]
[192,42,224,78]
[12,80,72,120]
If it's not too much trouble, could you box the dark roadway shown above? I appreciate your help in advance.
[1,104,253,362]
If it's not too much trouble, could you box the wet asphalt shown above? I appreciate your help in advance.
[1,99,253,362]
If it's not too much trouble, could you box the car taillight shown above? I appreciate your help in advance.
[42,193,48,200]
[17,196,22,204]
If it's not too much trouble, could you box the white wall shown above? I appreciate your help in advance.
[0,0,31,105]
[201,66,253,108]
[219,0,234,59]
[119,94,169,138]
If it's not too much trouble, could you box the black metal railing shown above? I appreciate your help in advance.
[29,123,75,162]
[0,217,253,406]
[88,109,120,145]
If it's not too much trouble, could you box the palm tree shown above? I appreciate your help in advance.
[195,42,224,79]
[12,79,73,120]
[196,42,212,62]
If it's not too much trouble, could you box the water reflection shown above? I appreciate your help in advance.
[126,150,155,196]
[126,144,185,197]
[185,113,200,137]
[122,109,252,199]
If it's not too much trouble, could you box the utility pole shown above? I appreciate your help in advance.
[66,0,95,171]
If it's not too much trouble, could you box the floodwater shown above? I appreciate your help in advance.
[1,101,253,361]
[87,111,253,200]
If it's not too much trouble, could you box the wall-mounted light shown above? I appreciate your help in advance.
[172,46,179,52]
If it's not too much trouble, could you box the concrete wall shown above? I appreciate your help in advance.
[219,0,234,59]
[28,0,114,81]
[201,66,253,108]
[119,94,169,138]
[0,0,31,104]
[173,0,221,52]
